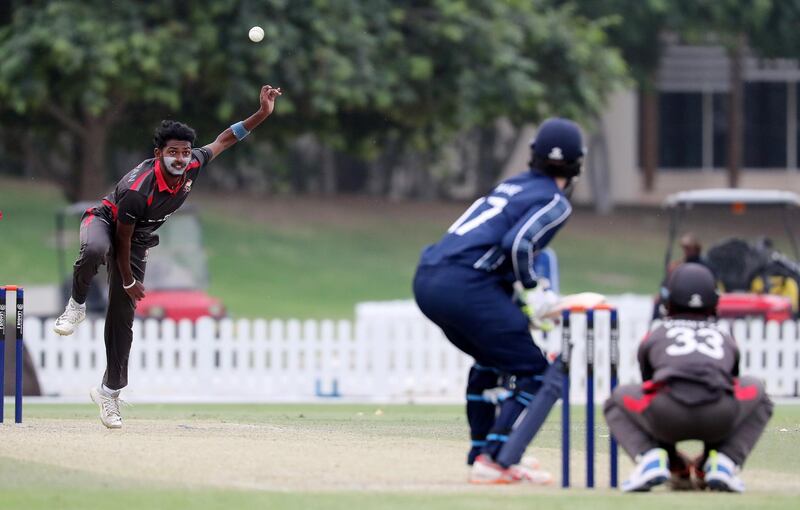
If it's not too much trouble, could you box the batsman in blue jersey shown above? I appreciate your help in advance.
[413,118,584,484]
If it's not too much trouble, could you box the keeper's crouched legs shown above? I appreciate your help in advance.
[603,384,661,460]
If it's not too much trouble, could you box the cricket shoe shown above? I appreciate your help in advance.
[469,454,553,485]
[53,298,86,336]
[518,455,542,471]
[90,386,125,429]
[703,450,745,493]
[621,448,670,492]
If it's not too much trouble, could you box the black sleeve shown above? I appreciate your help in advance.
[192,147,213,169]
[731,336,741,377]
[638,334,654,381]
[116,191,147,224]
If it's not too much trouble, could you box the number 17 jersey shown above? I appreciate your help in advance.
[418,170,571,288]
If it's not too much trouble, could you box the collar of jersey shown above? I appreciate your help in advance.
[155,158,187,195]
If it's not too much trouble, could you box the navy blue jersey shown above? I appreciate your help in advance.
[419,170,571,288]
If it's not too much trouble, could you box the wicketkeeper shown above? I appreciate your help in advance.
[604,262,774,493]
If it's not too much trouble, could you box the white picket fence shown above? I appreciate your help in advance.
[21,295,800,402]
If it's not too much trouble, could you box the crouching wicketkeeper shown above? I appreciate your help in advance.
[604,262,773,493]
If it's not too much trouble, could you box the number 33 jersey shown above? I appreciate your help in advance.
[638,318,740,404]
[418,170,571,288]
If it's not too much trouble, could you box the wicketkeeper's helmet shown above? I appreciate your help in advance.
[666,262,719,314]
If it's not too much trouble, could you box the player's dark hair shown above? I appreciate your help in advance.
[529,154,583,179]
[153,120,196,149]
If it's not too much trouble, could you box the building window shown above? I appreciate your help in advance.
[744,82,787,168]
[657,83,793,171]
[658,92,702,168]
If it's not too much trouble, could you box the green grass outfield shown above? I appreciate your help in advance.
[0,177,666,318]
[1,403,798,510]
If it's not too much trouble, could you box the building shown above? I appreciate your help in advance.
[505,44,800,207]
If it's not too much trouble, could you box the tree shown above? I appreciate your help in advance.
[0,1,204,200]
[0,0,628,199]
[378,1,627,197]
[568,0,692,192]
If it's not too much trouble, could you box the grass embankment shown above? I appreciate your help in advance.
[0,176,665,318]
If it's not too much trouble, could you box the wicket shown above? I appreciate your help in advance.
[561,305,619,488]
[0,285,24,424]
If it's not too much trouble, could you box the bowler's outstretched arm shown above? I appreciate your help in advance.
[203,85,282,161]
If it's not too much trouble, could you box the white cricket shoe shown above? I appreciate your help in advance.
[469,454,553,485]
[90,387,123,429]
[518,455,542,471]
[621,448,670,492]
[704,450,745,493]
[54,298,86,336]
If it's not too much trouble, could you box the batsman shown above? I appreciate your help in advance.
[413,118,584,484]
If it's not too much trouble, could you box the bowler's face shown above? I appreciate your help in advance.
[156,140,192,175]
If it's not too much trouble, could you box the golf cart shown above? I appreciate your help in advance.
[661,189,800,321]
[56,202,225,321]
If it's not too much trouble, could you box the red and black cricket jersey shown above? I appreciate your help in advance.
[90,148,212,242]
[639,317,740,405]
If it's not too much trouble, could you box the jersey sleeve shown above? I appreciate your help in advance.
[192,147,213,169]
[729,333,741,377]
[500,194,571,288]
[637,338,654,381]
[116,190,147,225]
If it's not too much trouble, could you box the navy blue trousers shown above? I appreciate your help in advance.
[413,264,548,462]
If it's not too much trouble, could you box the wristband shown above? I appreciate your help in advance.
[123,280,137,290]
[230,121,250,141]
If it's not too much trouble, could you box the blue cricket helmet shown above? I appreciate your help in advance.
[530,118,585,179]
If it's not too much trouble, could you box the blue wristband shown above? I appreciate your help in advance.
[230,121,250,141]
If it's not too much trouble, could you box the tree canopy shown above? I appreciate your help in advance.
[0,0,627,199]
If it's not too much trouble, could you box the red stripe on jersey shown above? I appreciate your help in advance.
[622,380,666,413]
[734,379,759,401]
[82,214,94,227]
[147,192,154,206]
[641,380,664,392]
[155,159,187,195]
[131,168,154,192]
[102,198,118,221]
[623,392,657,414]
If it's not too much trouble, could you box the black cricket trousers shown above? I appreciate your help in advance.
[72,211,150,390]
